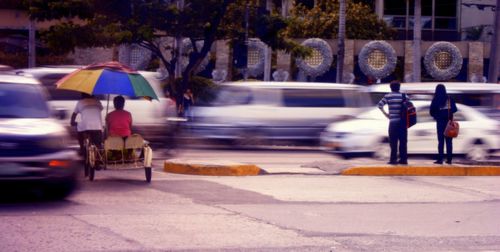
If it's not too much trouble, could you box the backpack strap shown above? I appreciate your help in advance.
[447,96,451,121]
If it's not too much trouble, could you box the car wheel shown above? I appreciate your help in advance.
[339,153,353,159]
[372,140,390,160]
[466,143,489,161]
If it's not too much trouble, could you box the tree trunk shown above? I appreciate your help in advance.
[178,0,232,95]
[488,0,500,83]
[28,20,36,68]
[412,0,421,82]
[336,0,346,83]
[263,0,272,81]
[175,0,185,79]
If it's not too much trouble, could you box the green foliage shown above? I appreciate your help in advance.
[27,0,94,21]
[286,0,396,40]
[221,0,309,57]
[23,0,306,90]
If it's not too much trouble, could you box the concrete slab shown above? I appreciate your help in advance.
[200,175,500,203]
[342,165,500,176]
[164,159,264,176]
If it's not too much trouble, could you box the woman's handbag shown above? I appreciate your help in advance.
[443,98,459,138]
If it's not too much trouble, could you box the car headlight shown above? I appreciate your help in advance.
[322,131,349,139]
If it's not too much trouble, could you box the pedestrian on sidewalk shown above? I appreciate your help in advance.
[377,81,410,165]
[430,84,457,164]
[178,88,194,120]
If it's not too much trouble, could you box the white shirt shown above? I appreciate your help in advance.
[74,98,103,132]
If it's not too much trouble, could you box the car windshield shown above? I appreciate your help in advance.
[0,83,50,118]
[210,86,253,106]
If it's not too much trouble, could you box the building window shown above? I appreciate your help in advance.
[383,0,458,33]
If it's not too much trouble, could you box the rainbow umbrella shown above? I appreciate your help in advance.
[56,61,158,100]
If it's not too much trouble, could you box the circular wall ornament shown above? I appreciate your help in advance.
[118,44,152,70]
[424,41,463,81]
[358,40,397,80]
[246,38,267,77]
[296,38,333,77]
[181,38,210,74]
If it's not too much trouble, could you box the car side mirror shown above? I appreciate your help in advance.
[52,108,68,120]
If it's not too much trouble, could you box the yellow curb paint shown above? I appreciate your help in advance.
[341,166,500,176]
[164,161,264,176]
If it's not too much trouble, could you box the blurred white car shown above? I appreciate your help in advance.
[189,81,371,145]
[320,101,500,161]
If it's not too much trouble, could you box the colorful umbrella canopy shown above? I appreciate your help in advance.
[56,61,158,100]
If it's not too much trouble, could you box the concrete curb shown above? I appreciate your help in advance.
[341,165,500,176]
[164,160,265,176]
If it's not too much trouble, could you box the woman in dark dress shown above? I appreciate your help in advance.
[429,84,457,164]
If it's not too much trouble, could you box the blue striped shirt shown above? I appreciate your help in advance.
[378,92,408,122]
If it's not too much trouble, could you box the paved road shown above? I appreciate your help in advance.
[1,148,500,251]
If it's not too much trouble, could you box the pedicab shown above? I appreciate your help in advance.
[85,133,153,182]
[56,61,158,182]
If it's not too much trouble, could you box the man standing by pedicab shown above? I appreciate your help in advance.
[377,81,410,165]
[71,93,104,155]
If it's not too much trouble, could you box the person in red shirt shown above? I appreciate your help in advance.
[106,96,132,138]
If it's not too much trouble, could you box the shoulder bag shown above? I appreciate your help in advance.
[443,97,459,138]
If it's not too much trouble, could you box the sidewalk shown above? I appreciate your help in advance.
[163,158,500,176]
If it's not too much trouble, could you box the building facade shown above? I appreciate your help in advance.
[0,1,498,83]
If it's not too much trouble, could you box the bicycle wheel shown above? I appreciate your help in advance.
[88,145,97,181]
[84,158,90,177]
[83,137,90,177]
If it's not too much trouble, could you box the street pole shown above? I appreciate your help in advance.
[175,0,185,79]
[412,0,422,82]
[244,0,249,81]
[336,0,346,83]
[28,20,36,68]
[263,0,272,81]
[488,0,500,83]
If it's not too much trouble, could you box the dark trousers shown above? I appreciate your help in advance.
[436,120,453,162]
[77,130,103,154]
[388,121,408,163]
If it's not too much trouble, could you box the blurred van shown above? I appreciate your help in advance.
[365,82,500,117]
[14,66,170,144]
[188,81,371,145]
[0,73,78,199]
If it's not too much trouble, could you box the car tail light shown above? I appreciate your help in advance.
[49,160,71,168]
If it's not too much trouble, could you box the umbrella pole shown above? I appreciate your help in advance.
[105,94,110,137]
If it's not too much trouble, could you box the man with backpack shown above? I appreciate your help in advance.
[377,81,413,165]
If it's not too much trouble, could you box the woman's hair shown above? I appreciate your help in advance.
[113,95,125,110]
[432,84,448,107]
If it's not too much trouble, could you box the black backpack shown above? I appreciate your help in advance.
[401,93,417,128]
